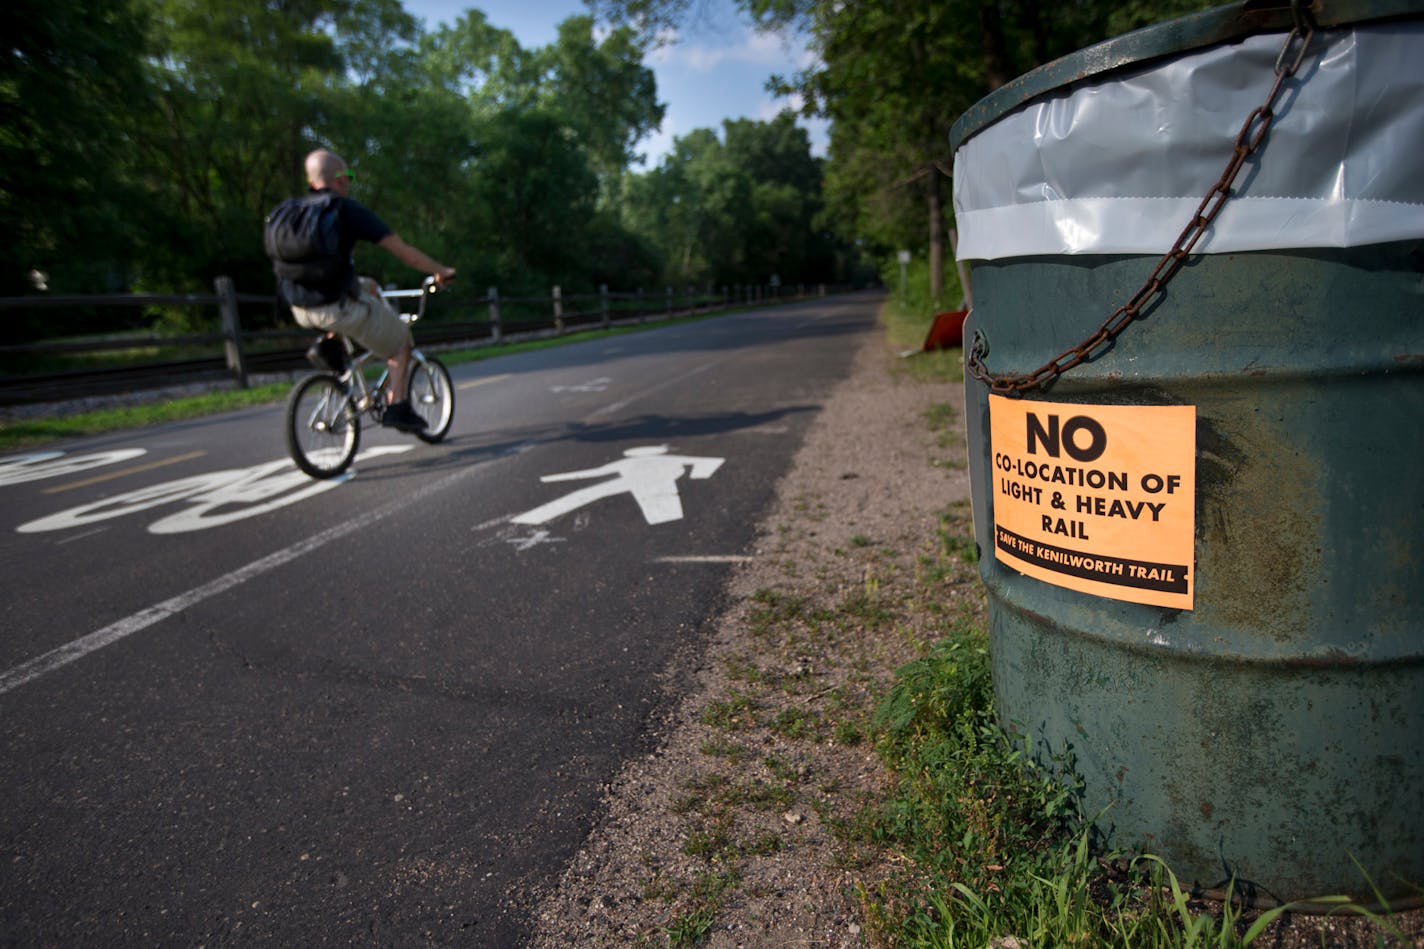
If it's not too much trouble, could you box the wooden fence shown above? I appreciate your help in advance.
[0,278,827,406]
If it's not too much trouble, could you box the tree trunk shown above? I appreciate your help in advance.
[979,4,1014,91]
[928,164,944,302]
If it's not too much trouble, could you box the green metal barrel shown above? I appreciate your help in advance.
[951,1,1423,906]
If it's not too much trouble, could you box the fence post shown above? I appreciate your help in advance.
[487,287,502,344]
[214,276,248,389]
[599,284,610,329]
[552,285,564,335]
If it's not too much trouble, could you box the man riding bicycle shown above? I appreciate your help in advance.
[269,148,456,432]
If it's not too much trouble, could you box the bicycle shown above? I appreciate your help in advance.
[284,276,455,479]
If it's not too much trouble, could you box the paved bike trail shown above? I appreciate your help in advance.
[0,293,880,944]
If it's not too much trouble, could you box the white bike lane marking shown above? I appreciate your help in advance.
[550,377,612,394]
[0,446,473,696]
[0,449,148,486]
[2,357,734,693]
[15,447,413,535]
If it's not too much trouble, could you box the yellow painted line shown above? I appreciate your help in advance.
[43,450,208,495]
[458,373,511,391]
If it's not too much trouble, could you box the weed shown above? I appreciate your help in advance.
[723,655,765,685]
[937,508,979,564]
[834,718,865,747]
[763,755,800,783]
[839,589,892,626]
[770,706,813,740]
[683,821,733,858]
[701,691,759,731]
[700,736,750,764]
[924,401,958,431]
[737,778,796,811]
[744,831,784,856]
[664,905,715,946]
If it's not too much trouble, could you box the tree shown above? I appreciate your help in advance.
[619,113,833,287]
[596,0,1221,304]
[533,18,665,184]
[0,0,151,294]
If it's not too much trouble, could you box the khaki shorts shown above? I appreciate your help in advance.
[291,277,411,359]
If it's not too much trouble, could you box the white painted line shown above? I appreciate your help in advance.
[0,462,479,696]
[55,527,110,546]
[653,555,755,564]
[584,361,716,421]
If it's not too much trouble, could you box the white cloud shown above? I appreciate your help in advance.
[757,90,807,121]
[652,26,804,73]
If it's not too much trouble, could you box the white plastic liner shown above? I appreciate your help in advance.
[952,20,1424,260]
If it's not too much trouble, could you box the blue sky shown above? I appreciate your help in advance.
[399,0,829,167]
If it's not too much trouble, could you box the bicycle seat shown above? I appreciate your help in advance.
[305,335,349,372]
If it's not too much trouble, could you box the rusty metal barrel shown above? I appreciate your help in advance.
[951,1,1423,906]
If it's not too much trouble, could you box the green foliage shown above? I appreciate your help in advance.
[0,0,152,295]
[4,0,729,305]
[860,614,1389,947]
[756,0,1221,281]
[6,0,1224,326]
[619,113,842,287]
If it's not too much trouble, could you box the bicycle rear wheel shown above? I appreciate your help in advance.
[408,356,455,443]
[286,373,360,478]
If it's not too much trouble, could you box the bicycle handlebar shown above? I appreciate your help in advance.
[382,276,443,322]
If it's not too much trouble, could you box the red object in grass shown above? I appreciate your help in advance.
[921,310,968,351]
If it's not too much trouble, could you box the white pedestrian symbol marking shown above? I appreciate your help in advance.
[513,446,725,526]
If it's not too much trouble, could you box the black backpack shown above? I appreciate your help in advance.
[263,192,344,287]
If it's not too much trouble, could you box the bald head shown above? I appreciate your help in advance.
[304,149,347,189]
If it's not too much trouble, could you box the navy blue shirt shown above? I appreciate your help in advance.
[279,189,393,307]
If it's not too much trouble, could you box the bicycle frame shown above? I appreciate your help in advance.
[328,276,439,423]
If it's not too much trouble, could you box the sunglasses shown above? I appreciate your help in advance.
[336,168,356,182]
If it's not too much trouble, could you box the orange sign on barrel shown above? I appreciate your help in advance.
[988,395,1196,610]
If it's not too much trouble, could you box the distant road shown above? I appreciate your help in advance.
[0,292,882,945]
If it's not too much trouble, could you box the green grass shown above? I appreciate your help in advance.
[882,257,968,384]
[849,613,1413,948]
[0,383,294,450]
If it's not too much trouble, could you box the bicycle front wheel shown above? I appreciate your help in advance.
[286,373,360,478]
[408,356,455,443]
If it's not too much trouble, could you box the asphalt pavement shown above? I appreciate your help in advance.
[0,292,881,945]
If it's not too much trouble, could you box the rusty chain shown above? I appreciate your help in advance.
[966,4,1317,395]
